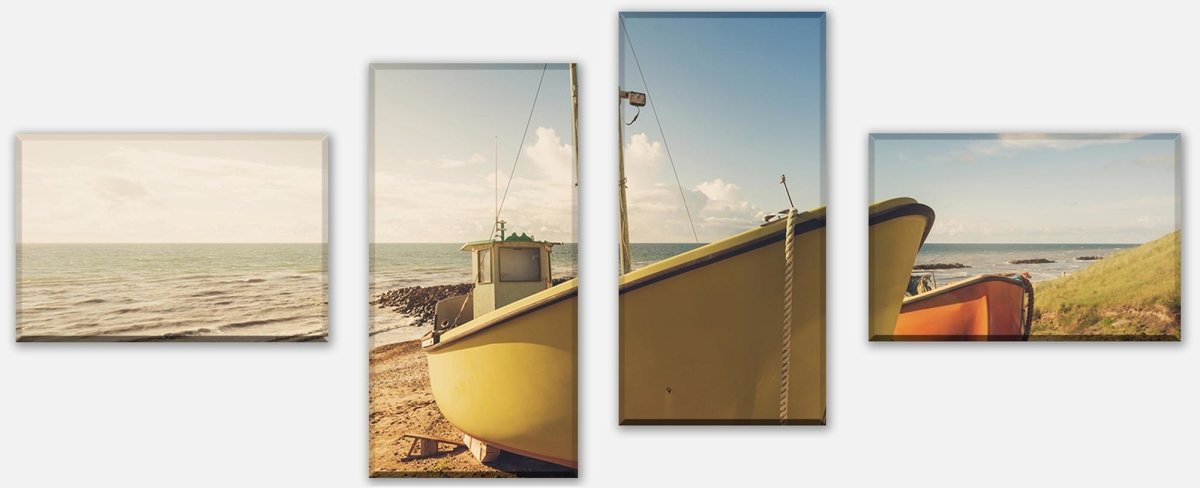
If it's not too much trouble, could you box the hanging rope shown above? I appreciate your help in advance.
[1016,273,1035,340]
[490,63,550,241]
[620,20,700,244]
[624,105,641,125]
[779,207,797,424]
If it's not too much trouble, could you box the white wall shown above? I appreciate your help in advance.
[1,1,1195,486]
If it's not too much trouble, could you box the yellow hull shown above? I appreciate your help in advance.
[869,198,935,341]
[897,274,1032,341]
[619,208,826,424]
[423,280,577,468]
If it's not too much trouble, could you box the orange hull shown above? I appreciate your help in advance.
[894,275,1031,341]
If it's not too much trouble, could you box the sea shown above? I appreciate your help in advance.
[369,242,696,293]
[627,243,705,270]
[370,243,579,345]
[913,243,1136,286]
[17,244,327,341]
[372,243,578,292]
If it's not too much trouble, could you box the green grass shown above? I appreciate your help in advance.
[1032,230,1180,340]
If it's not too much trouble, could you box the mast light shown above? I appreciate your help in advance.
[622,91,647,107]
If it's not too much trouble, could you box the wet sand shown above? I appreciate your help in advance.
[369,340,576,478]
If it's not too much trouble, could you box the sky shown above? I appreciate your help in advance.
[872,134,1180,244]
[619,13,825,243]
[19,135,325,243]
[373,64,575,243]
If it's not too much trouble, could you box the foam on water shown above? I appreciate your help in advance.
[17,243,326,341]
[914,243,1136,286]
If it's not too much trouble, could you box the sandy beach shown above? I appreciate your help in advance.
[369,339,576,478]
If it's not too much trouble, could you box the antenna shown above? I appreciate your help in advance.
[494,136,499,238]
[780,174,796,209]
[488,64,548,242]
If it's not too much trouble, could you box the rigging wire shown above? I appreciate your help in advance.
[620,20,700,244]
[490,63,549,240]
[441,65,551,340]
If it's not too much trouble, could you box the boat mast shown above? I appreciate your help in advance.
[617,89,633,274]
[570,63,581,242]
[617,88,646,274]
[494,135,499,240]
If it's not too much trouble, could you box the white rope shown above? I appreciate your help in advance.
[780,208,797,424]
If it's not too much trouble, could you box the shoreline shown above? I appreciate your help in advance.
[369,277,575,348]
[370,323,431,348]
[910,249,1119,285]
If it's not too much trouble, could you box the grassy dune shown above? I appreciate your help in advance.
[1032,230,1180,340]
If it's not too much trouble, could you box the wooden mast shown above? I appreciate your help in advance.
[617,89,633,274]
[570,64,581,245]
[494,135,499,240]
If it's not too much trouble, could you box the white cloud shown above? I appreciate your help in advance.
[993,133,1145,151]
[928,219,969,239]
[524,126,574,185]
[623,133,764,242]
[411,152,489,169]
[94,175,150,204]
[949,134,1149,163]
[20,140,323,243]
[695,178,739,202]
[375,127,576,243]
[927,197,1176,244]
[1123,152,1176,171]
[917,134,1153,165]
[695,178,764,227]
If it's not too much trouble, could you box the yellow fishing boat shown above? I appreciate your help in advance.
[418,64,580,468]
[619,206,827,424]
[868,198,935,341]
[422,233,577,467]
[614,35,826,422]
[895,274,1033,341]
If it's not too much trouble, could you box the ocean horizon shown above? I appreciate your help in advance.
[367,240,1144,342]
[370,242,584,344]
[17,243,327,341]
[369,242,715,289]
[913,242,1137,285]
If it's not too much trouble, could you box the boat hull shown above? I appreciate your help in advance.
[423,281,577,468]
[619,210,826,424]
[896,274,1030,341]
[869,198,935,340]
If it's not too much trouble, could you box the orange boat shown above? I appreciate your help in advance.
[893,274,1034,341]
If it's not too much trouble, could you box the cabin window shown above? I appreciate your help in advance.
[499,247,542,282]
[477,249,492,284]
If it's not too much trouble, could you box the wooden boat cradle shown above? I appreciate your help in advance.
[399,433,500,464]
[399,433,464,460]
